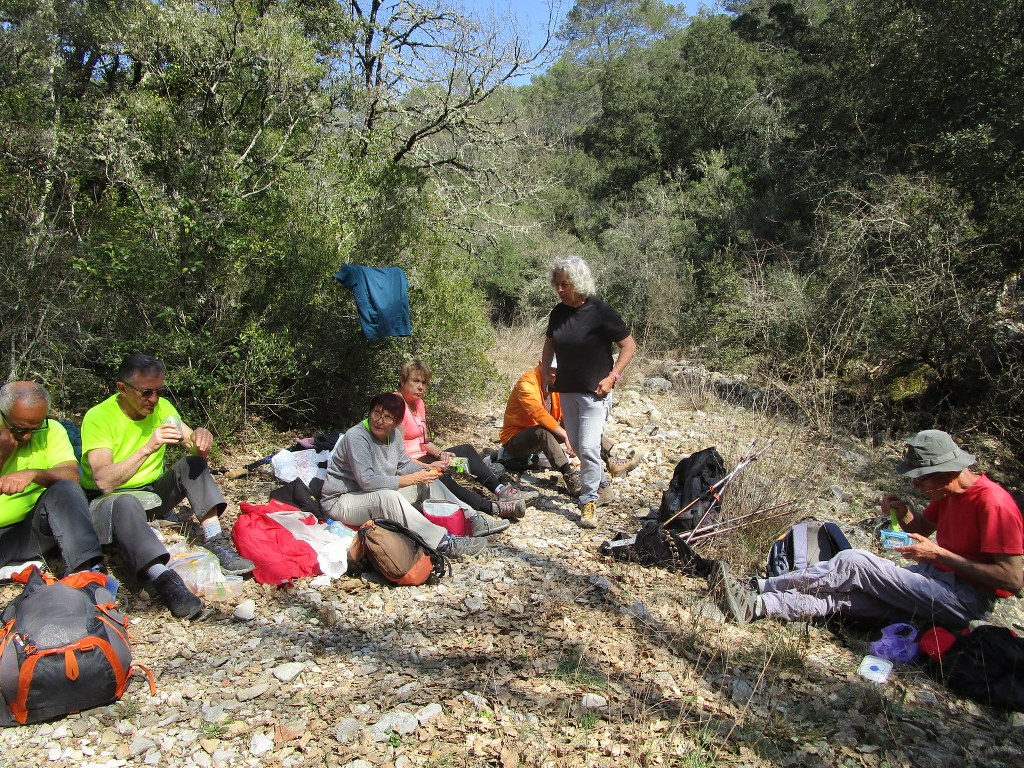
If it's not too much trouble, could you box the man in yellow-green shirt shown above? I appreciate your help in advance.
[1,380,201,618]
[0,381,102,576]
[80,353,252,580]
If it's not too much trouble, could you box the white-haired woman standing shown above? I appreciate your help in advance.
[541,256,636,528]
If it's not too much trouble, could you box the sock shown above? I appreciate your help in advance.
[145,563,169,581]
[90,563,120,596]
[201,516,223,541]
[494,483,508,494]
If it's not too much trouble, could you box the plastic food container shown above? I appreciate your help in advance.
[858,655,893,684]
[881,529,913,549]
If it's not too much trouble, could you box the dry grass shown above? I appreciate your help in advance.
[487,322,546,397]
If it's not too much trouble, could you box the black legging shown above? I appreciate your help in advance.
[422,443,500,513]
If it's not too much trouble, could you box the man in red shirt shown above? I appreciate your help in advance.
[714,430,1024,627]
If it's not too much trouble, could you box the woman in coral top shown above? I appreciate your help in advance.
[397,359,536,520]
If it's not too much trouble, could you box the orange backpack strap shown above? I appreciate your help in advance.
[11,565,54,586]
[129,664,158,696]
[59,571,109,590]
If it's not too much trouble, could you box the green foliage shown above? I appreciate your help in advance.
[517,0,1024,445]
[0,0,501,433]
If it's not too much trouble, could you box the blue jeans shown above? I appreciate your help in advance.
[560,392,609,505]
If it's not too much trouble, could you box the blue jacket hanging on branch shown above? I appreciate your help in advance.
[334,265,411,340]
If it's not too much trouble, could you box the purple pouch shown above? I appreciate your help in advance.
[869,622,920,664]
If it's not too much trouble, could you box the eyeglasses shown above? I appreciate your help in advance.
[369,409,396,426]
[120,381,170,399]
[0,408,49,439]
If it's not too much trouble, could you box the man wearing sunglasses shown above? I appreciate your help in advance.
[0,381,105,580]
[80,353,253,589]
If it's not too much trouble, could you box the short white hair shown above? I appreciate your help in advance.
[549,256,596,297]
[0,381,50,413]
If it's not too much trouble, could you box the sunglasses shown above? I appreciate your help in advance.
[121,381,171,399]
[0,408,49,439]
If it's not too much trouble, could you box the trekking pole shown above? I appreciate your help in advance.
[684,507,802,544]
[683,439,775,543]
[688,497,804,539]
[212,455,274,479]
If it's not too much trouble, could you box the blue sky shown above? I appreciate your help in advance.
[456,1,718,82]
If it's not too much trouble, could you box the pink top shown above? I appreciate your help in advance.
[399,395,428,459]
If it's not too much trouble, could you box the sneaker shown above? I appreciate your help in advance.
[491,499,527,520]
[579,501,597,529]
[202,535,255,576]
[496,485,539,503]
[437,534,488,559]
[153,570,203,619]
[711,561,761,624]
[467,511,510,537]
[597,485,617,506]
[563,469,582,497]
[606,452,643,477]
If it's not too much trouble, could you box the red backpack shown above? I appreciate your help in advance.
[0,567,155,726]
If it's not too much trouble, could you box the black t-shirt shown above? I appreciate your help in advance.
[546,297,630,394]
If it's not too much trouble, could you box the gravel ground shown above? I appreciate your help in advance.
[3,364,1023,767]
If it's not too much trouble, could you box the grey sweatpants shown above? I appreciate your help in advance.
[321,485,450,550]
[92,456,227,578]
[758,549,996,627]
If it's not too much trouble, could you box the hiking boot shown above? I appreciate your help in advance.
[711,561,761,624]
[606,452,643,477]
[482,455,506,477]
[153,570,203,620]
[467,510,511,537]
[496,485,539,503]
[202,535,255,576]
[563,469,582,497]
[597,485,617,506]
[438,534,488,559]
[579,501,597,529]
[491,499,527,520]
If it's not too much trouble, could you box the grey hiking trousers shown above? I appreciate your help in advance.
[758,549,996,628]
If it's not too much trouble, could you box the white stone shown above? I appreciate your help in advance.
[415,703,443,725]
[272,662,305,683]
[249,732,274,757]
[369,711,419,741]
[578,693,608,713]
[333,718,363,744]
[233,599,256,621]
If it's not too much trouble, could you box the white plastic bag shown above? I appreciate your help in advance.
[271,449,329,485]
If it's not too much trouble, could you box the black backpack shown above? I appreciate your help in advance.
[600,519,715,578]
[766,521,851,577]
[926,625,1024,710]
[659,447,726,531]
[0,567,155,727]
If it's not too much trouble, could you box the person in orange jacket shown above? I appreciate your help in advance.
[499,358,641,498]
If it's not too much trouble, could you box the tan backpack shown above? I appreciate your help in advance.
[348,519,448,586]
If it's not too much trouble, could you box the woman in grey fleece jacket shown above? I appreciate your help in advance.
[319,393,489,558]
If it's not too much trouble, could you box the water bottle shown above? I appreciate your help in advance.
[326,519,350,538]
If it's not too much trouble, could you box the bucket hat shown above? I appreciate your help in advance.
[895,430,975,478]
